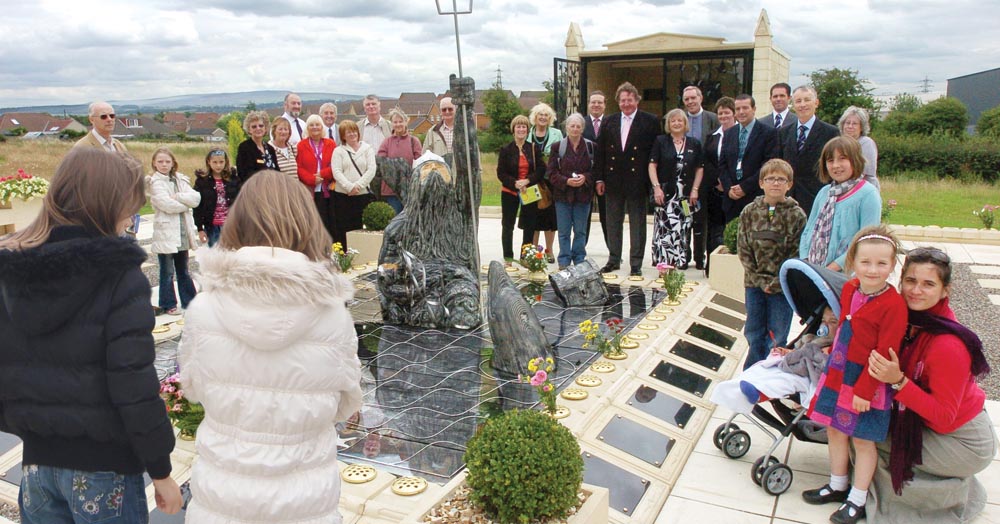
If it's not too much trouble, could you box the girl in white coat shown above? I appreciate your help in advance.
[149,147,200,315]
[179,170,363,524]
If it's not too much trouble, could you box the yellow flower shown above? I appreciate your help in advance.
[527,359,538,373]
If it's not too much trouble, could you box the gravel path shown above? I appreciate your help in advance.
[1,502,18,522]
[946,263,999,400]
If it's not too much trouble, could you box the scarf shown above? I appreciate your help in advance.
[889,298,989,494]
[806,178,863,265]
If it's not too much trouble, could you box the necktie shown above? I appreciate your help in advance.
[294,119,303,140]
[736,126,748,180]
[329,128,334,139]
[593,117,601,137]
[797,124,807,152]
[774,113,782,128]
[621,115,632,151]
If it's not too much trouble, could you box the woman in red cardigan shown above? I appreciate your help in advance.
[866,247,996,523]
[297,114,337,239]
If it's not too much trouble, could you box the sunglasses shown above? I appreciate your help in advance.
[249,124,266,129]
[209,150,227,157]
[907,247,950,265]
[98,113,116,120]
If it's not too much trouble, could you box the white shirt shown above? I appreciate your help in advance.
[361,118,387,151]
[771,109,791,127]
[92,129,115,152]
[282,113,307,146]
[796,115,817,141]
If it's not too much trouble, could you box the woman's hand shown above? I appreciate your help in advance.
[515,179,529,191]
[653,186,665,206]
[688,190,699,207]
[349,186,361,196]
[152,477,183,514]
[567,173,584,187]
[868,347,904,384]
[852,395,871,413]
[198,231,208,244]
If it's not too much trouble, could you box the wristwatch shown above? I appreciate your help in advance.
[890,376,907,391]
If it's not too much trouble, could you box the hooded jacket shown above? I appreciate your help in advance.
[180,246,363,524]
[0,226,174,478]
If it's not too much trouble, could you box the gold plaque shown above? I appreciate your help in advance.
[151,325,170,334]
[341,464,377,484]
[548,406,571,419]
[602,273,619,280]
[575,375,603,387]
[665,299,681,306]
[654,277,665,284]
[687,281,700,286]
[638,324,658,330]
[606,351,628,360]
[505,266,519,273]
[560,388,589,400]
[654,307,675,314]
[391,476,428,496]
[646,314,667,322]
[627,275,644,281]
[628,332,650,340]
[590,361,616,373]
[174,318,185,326]
[620,339,639,349]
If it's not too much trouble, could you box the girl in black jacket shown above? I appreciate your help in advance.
[0,148,183,521]
[194,148,241,247]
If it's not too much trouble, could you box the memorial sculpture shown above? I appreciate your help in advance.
[547,259,609,307]
[485,261,555,377]
[377,75,482,330]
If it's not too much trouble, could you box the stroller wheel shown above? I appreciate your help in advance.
[722,430,751,459]
[712,423,740,450]
[762,463,793,495]
[751,456,780,486]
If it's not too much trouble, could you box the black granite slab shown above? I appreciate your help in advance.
[698,306,745,331]
[710,293,746,314]
[627,386,696,429]
[685,322,737,350]
[649,361,711,398]
[599,416,675,467]
[670,340,725,371]
[582,452,649,516]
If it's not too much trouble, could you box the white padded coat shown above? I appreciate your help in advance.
[179,246,363,524]
[148,171,200,254]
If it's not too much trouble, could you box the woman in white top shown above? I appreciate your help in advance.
[332,119,376,248]
[269,116,298,179]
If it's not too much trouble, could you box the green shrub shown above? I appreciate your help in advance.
[361,201,396,231]
[723,219,739,255]
[880,96,969,137]
[464,409,583,523]
[977,105,1000,138]
[873,133,1000,182]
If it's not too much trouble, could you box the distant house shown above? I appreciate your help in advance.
[947,67,1000,134]
[0,112,87,136]
[518,91,547,111]
[187,127,227,142]
[112,116,173,139]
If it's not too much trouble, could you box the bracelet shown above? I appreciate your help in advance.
[890,375,907,391]
[691,188,699,192]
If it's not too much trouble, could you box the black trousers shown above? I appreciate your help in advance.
[314,192,340,246]
[605,189,648,270]
[501,191,533,260]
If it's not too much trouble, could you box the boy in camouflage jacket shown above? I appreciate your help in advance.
[737,158,807,369]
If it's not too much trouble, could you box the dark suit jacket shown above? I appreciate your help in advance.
[583,114,604,142]
[687,110,720,148]
[594,110,660,199]
[718,122,779,221]
[701,130,724,192]
[779,118,840,216]
[757,111,796,130]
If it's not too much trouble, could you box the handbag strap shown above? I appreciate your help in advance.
[346,149,370,192]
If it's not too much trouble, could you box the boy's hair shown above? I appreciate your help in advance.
[0,149,145,249]
[151,147,178,176]
[203,148,233,181]
[218,170,333,263]
[817,136,865,184]
[843,223,901,273]
[759,158,794,183]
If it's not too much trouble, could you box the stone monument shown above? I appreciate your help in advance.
[485,261,554,377]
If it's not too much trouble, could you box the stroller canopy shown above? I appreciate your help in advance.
[779,259,849,323]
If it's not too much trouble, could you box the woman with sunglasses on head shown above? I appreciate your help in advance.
[235,110,278,182]
[865,247,997,523]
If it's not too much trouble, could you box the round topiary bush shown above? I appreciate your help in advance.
[464,409,583,523]
[361,201,396,231]
[723,218,740,255]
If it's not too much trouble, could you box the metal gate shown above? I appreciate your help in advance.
[552,58,580,125]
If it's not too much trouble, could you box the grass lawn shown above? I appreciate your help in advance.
[880,175,999,229]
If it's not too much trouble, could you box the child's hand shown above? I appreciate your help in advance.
[198,231,208,244]
[152,477,183,514]
[821,345,831,355]
[852,395,870,413]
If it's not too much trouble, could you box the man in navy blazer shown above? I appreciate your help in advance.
[757,83,796,130]
[718,94,779,222]
[594,82,660,276]
[583,91,608,247]
[779,86,840,215]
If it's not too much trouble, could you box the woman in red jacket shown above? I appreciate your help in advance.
[297,114,337,239]
[867,247,997,523]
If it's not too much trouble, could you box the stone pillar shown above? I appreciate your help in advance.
[752,9,791,117]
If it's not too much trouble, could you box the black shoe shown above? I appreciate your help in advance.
[678,263,689,270]
[600,263,620,273]
[802,484,849,505]
[630,267,641,277]
[695,261,705,270]
[153,306,165,316]
[830,501,866,524]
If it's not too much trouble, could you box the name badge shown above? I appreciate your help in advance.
[736,160,742,170]
[256,159,265,164]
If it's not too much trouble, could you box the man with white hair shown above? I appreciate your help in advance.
[73,101,127,153]
[358,94,390,152]
[423,97,455,156]
[320,102,339,145]
[779,85,839,215]
[281,92,307,146]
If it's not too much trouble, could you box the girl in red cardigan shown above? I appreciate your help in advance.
[803,224,908,524]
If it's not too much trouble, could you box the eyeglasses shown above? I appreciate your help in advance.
[249,124,266,129]
[762,177,789,185]
[98,113,116,120]
[441,108,455,113]
[907,247,950,265]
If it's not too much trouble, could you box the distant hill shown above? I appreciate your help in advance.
[1,91,364,116]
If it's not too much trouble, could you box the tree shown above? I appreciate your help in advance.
[154,111,166,123]
[911,97,968,136]
[976,105,1000,138]
[217,111,245,132]
[184,111,193,118]
[891,93,923,114]
[808,68,877,124]
[227,116,245,161]
[541,80,555,107]
[7,126,28,137]
[480,81,525,152]
[245,100,257,112]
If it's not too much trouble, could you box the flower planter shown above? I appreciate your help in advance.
[0,197,43,234]
[528,270,548,281]
[346,229,385,266]
[708,245,745,302]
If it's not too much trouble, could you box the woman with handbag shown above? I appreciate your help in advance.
[648,108,704,269]
[332,120,377,249]
[497,115,546,265]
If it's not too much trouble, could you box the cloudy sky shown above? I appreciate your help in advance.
[1,0,997,108]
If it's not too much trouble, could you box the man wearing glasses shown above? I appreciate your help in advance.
[73,101,127,153]
[423,97,456,156]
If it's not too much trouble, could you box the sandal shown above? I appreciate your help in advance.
[545,251,555,264]
[164,308,181,316]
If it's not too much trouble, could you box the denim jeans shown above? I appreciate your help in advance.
[205,225,221,247]
[554,201,590,267]
[158,251,197,310]
[384,195,403,215]
[743,286,793,369]
[19,464,149,524]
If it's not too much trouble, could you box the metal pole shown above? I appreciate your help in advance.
[452,0,463,77]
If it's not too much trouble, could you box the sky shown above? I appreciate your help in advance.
[1,0,998,108]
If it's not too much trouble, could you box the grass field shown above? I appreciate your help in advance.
[2,140,996,228]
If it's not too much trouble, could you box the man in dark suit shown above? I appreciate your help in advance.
[583,90,608,248]
[757,82,795,130]
[779,85,840,216]
[682,85,721,269]
[718,94,779,223]
[594,82,660,276]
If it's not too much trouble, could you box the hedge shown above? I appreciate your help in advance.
[872,133,1000,182]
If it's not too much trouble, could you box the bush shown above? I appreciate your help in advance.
[880,96,969,137]
[723,219,739,255]
[976,105,1000,138]
[361,201,396,231]
[464,409,583,523]
[873,133,1000,182]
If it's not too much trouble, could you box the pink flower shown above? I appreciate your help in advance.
[530,370,547,386]
[171,403,184,413]
[542,384,553,393]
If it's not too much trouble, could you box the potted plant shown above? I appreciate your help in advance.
[520,243,548,281]
[708,218,745,301]
[0,169,49,233]
[347,201,396,266]
[332,242,359,273]
[662,266,686,305]
[579,318,625,359]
